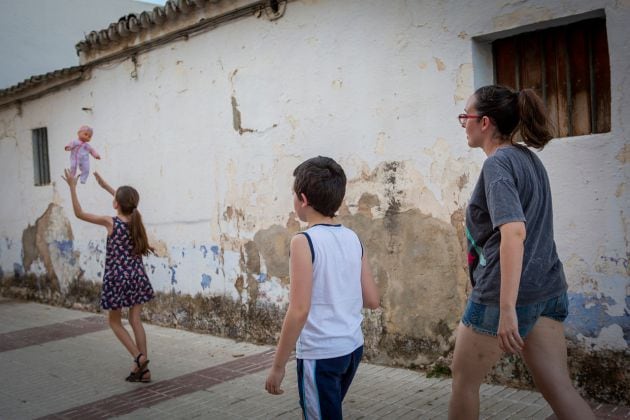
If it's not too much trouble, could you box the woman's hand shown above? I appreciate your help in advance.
[61,169,78,188]
[498,307,524,354]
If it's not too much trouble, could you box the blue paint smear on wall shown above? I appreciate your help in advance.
[54,240,76,264]
[13,263,24,276]
[87,240,104,255]
[257,273,267,283]
[169,265,178,285]
[565,292,630,344]
[201,274,212,289]
[55,240,73,256]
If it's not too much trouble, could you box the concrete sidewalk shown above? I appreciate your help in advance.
[0,297,625,419]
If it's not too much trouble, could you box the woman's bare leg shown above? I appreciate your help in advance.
[448,323,504,420]
[521,317,595,420]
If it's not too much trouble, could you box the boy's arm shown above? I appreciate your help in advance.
[62,169,113,234]
[94,171,115,196]
[360,247,380,309]
[265,234,313,395]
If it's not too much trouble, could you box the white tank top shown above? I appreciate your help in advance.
[296,224,364,359]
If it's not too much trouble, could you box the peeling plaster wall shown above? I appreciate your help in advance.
[0,0,628,402]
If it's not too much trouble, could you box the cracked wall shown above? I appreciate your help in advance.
[0,0,628,404]
[21,203,80,293]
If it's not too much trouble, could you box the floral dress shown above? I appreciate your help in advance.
[101,217,154,310]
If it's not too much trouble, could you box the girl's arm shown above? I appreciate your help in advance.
[93,171,115,196]
[62,169,113,235]
[498,221,526,354]
[361,247,380,309]
[265,234,313,395]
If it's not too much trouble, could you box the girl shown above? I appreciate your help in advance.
[62,169,155,383]
[448,86,594,419]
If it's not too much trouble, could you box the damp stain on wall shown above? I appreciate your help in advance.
[339,206,468,364]
[21,203,80,293]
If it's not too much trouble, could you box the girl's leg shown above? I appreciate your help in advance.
[448,323,504,420]
[108,309,140,357]
[128,304,148,361]
[521,317,595,420]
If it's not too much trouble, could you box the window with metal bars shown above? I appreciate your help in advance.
[492,17,611,137]
[32,127,50,186]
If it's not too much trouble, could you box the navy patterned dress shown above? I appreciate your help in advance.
[101,217,154,310]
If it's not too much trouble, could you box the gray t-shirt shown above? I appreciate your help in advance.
[465,144,567,306]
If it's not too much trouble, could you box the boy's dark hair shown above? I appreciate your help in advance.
[293,156,346,217]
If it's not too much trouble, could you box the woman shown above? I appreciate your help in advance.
[448,85,594,419]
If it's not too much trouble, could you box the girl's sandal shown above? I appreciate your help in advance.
[125,353,150,382]
[127,369,151,383]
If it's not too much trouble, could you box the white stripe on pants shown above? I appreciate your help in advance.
[302,359,321,420]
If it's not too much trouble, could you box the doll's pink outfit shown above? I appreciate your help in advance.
[66,139,100,183]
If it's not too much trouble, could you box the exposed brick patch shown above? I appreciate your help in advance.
[38,350,278,419]
[0,316,107,352]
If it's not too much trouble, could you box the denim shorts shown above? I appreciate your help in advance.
[461,292,568,338]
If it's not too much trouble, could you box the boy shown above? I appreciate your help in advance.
[265,156,380,419]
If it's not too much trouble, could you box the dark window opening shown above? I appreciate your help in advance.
[32,127,50,186]
[493,17,611,137]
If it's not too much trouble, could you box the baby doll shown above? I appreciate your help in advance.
[65,125,101,183]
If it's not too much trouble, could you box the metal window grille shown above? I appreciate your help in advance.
[32,127,50,186]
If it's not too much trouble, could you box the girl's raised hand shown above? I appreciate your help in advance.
[94,171,106,187]
[61,169,79,188]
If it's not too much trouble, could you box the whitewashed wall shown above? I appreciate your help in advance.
[0,0,627,357]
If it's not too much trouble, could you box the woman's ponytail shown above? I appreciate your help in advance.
[517,89,554,149]
[474,85,555,149]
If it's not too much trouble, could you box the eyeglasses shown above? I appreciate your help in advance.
[458,114,482,127]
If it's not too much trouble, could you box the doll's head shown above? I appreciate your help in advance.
[78,126,93,142]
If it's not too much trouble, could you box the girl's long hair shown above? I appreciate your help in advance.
[115,186,154,256]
